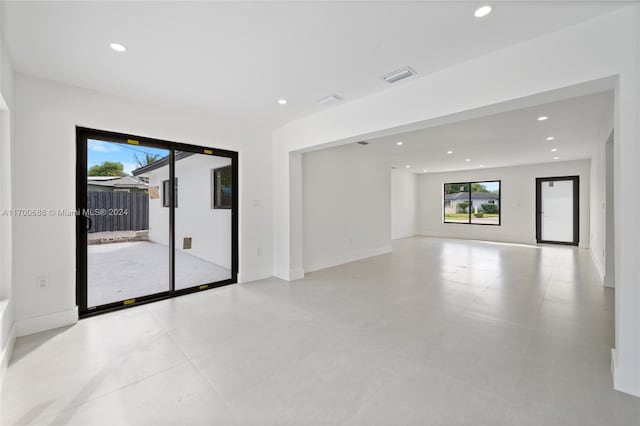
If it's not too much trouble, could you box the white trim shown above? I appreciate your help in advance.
[15,307,78,338]
[237,272,272,284]
[590,246,605,284]
[0,322,16,386]
[604,274,615,289]
[612,348,640,397]
[419,232,538,247]
[304,245,392,274]
[392,232,417,240]
[288,268,305,281]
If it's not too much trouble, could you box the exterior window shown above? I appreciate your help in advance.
[443,180,500,225]
[212,166,232,209]
[162,178,178,208]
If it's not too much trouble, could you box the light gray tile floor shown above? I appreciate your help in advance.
[2,237,639,425]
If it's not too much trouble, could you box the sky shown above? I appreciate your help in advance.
[481,181,500,192]
[88,139,169,175]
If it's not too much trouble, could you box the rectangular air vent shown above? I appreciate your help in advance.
[382,66,416,84]
[357,141,369,145]
[318,94,343,105]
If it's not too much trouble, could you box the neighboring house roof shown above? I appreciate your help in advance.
[445,192,499,201]
[87,176,148,189]
[131,151,195,176]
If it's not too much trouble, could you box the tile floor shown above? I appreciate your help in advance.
[2,237,639,425]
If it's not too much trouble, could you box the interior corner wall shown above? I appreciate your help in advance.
[0,3,16,384]
[391,169,417,239]
[12,74,274,335]
[589,102,614,285]
[302,144,391,273]
[418,160,591,246]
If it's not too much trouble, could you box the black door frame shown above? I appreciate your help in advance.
[76,127,239,318]
[535,175,579,246]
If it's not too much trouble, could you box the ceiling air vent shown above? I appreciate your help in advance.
[382,66,416,84]
[357,141,369,145]
[318,94,343,105]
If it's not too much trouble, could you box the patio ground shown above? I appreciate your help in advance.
[88,241,231,307]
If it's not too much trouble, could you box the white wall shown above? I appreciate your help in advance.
[147,154,232,269]
[302,143,391,272]
[418,160,591,247]
[391,169,417,239]
[0,0,16,385]
[11,75,273,335]
[273,7,640,396]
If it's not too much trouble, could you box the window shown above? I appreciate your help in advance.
[212,166,232,209]
[443,180,500,225]
[162,178,178,207]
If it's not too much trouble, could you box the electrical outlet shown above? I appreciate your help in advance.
[36,275,49,289]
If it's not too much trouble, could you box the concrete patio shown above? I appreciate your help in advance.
[88,241,231,307]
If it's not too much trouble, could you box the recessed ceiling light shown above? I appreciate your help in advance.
[465,159,471,162]
[479,164,484,168]
[538,116,549,121]
[447,150,453,154]
[553,156,559,160]
[551,148,558,152]
[396,141,403,146]
[423,169,428,173]
[278,99,288,105]
[474,5,493,18]
[109,42,127,52]
[546,136,555,141]
[405,165,411,168]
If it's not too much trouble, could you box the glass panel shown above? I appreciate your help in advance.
[86,139,170,307]
[174,151,233,290]
[470,181,500,225]
[541,180,573,242]
[444,183,470,223]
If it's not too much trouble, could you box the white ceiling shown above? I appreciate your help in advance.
[2,1,626,129]
[365,91,613,173]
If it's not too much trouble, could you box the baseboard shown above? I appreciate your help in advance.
[237,271,272,284]
[392,232,417,240]
[603,274,615,288]
[590,247,605,284]
[418,232,537,246]
[612,348,640,397]
[271,267,304,282]
[15,307,78,337]
[0,322,16,386]
[304,245,393,273]
[288,268,305,281]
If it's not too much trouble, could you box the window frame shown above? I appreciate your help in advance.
[162,177,178,208]
[211,165,232,209]
[443,180,501,226]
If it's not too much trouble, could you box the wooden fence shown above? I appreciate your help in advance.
[87,192,149,233]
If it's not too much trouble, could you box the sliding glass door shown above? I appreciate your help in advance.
[77,128,238,317]
[173,150,233,291]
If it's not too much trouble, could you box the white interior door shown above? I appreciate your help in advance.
[541,180,574,243]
